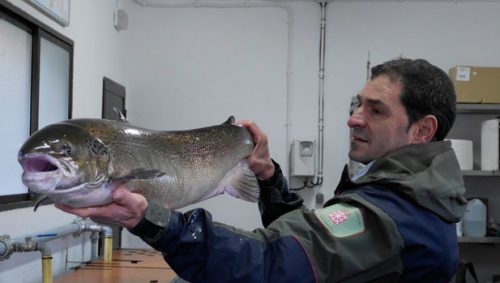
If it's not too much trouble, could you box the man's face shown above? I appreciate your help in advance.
[348,75,417,164]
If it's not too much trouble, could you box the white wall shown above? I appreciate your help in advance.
[118,0,322,248]
[2,0,500,282]
[0,0,127,282]
[122,0,500,280]
[122,0,500,225]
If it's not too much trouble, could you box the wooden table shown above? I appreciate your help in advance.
[55,249,178,283]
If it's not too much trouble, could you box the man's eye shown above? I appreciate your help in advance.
[350,100,360,115]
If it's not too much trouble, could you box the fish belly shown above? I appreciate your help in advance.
[124,160,259,210]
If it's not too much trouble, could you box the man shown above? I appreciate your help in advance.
[57,58,466,282]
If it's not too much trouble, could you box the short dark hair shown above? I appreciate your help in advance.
[370,58,456,141]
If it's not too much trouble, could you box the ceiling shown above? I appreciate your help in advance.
[133,0,500,5]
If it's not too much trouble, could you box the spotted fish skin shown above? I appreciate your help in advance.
[18,116,259,209]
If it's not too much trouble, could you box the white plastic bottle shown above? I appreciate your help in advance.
[462,198,487,238]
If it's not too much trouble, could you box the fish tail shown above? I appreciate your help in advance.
[226,160,260,202]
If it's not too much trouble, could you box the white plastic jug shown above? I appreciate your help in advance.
[462,198,487,237]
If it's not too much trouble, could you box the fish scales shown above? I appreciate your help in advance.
[18,116,259,210]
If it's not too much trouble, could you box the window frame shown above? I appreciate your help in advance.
[0,0,73,211]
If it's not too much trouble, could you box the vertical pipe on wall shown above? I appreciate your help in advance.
[315,1,327,186]
[284,5,293,181]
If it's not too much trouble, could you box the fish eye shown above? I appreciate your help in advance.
[60,143,73,156]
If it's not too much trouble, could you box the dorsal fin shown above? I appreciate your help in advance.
[113,107,128,122]
[223,116,235,125]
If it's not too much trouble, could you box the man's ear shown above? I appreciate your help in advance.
[412,115,438,143]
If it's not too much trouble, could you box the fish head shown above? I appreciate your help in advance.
[18,122,111,201]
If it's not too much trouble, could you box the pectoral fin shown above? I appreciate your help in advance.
[112,169,165,181]
[225,160,260,202]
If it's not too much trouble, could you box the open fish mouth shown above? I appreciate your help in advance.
[18,153,76,192]
[19,153,60,173]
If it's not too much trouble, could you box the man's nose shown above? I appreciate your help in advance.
[347,108,366,128]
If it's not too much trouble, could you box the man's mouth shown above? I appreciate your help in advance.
[352,135,368,143]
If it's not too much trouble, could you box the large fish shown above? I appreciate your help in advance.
[18,116,259,210]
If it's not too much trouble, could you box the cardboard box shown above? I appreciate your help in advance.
[449,66,500,103]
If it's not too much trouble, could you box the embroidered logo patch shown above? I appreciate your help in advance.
[315,203,365,238]
[328,209,350,224]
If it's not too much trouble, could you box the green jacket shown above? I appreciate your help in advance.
[130,141,467,282]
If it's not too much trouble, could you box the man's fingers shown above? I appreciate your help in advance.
[53,189,147,229]
[112,188,128,204]
[236,119,266,145]
[55,203,99,218]
[112,188,147,212]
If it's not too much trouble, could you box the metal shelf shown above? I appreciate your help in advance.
[458,237,500,244]
[456,103,500,114]
[462,170,500,176]
[455,104,500,252]
[454,104,500,178]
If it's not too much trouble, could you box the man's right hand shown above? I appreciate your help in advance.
[55,188,148,229]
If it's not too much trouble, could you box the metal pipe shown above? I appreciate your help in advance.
[103,235,113,263]
[0,235,12,259]
[314,1,327,186]
[90,231,99,259]
[82,220,113,262]
[0,218,113,282]
[283,7,294,181]
[42,255,52,283]
[0,219,84,260]
[21,218,85,244]
[39,243,53,283]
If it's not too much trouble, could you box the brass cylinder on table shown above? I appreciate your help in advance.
[103,235,113,263]
[42,255,53,283]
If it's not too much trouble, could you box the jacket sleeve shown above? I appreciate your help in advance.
[129,193,404,283]
[129,202,315,283]
[257,160,304,227]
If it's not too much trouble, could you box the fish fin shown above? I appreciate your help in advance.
[226,160,260,202]
[223,116,235,125]
[113,107,128,123]
[112,169,165,181]
[33,196,50,211]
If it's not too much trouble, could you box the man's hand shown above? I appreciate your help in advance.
[237,120,275,180]
[55,188,148,229]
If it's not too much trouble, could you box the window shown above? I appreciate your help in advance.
[38,32,71,129]
[0,15,31,199]
[102,77,126,120]
[0,1,73,211]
